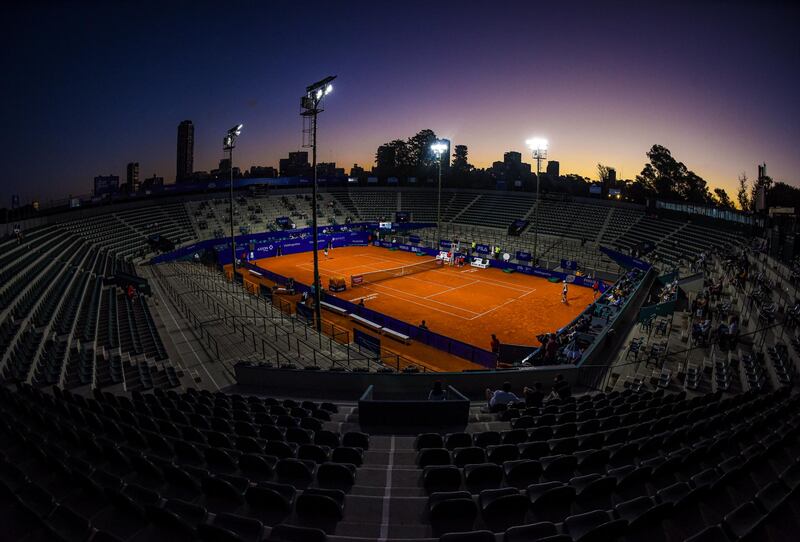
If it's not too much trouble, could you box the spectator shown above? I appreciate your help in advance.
[544,335,558,363]
[523,382,545,408]
[551,374,571,400]
[485,381,520,410]
[428,381,447,401]
[490,334,500,354]
[419,320,428,330]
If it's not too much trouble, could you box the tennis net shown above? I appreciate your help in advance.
[351,258,443,286]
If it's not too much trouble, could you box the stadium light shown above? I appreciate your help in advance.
[224,124,243,273]
[526,137,548,266]
[430,140,449,250]
[526,137,548,155]
[301,75,337,333]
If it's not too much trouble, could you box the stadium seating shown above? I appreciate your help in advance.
[1,382,798,541]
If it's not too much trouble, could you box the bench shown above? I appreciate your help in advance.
[382,327,411,344]
[471,257,489,269]
[320,301,348,316]
[350,314,382,331]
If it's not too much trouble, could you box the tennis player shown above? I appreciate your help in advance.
[561,280,569,303]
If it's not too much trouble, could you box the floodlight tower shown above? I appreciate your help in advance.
[301,75,336,333]
[224,124,243,272]
[430,141,448,250]
[526,137,548,266]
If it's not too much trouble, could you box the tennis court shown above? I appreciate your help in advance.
[254,245,594,353]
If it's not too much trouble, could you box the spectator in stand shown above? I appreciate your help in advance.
[523,382,545,408]
[551,374,572,400]
[419,320,428,331]
[544,335,558,363]
[490,334,500,354]
[428,381,447,401]
[485,381,520,411]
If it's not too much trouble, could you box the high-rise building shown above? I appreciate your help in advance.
[350,164,365,178]
[176,120,194,183]
[316,162,344,178]
[503,151,527,180]
[126,162,139,192]
[141,175,164,190]
[758,163,767,180]
[94,175,119,196]
[279,151,311,177]
[607,167,616,184]
[503,151,522,166]
[546,160,560,178]
[249,166,277,178]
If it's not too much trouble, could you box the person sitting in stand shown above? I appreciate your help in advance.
[523,382,545,408]
[550,374,572,400]
[485,381,520,411]
[428,381,447,401]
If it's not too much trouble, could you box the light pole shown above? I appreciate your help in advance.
[224,124,243,273]
[431,141,448,251]
[301,76,336,333]
[526,137,548,266]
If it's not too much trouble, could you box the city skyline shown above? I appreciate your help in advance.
[3,1,799,203]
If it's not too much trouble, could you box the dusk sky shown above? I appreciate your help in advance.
[3,1,799,204]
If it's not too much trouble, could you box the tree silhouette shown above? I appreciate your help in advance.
[597,163,612,182]
[736,173,751,211]
[451,145,472,175]
[376,129,438,177]
[749,173,773,211]
[713,187,734,209]
[633,145,712,204]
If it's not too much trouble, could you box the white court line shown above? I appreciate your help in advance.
[351,293,379,303]
[434,268,538,292]
[365,280,482,315]
[358,283,476,319]
[425,279,480,299]
[467,288,538,321]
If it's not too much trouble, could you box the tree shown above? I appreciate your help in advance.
[632,144,712,204]
[750,174,773,212]
[597,163,612,182]
[766,181,800,209]
[736,173,751,211]
[406,129,438,173]
[713,188,734,209]
[451,145,472,176]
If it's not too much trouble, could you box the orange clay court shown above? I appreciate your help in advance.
[255,245,594,353]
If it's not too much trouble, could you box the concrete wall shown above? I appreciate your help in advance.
[234,363,578,401]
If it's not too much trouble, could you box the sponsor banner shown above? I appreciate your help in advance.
[409,235,420,244]
[476,244,491,254]
[599,246,652,271]
[150,222,433,264]
[561,259,579,271]
[516,251,532,261]
[351,275,363,285]
[440,239,452,249]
